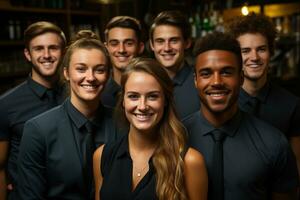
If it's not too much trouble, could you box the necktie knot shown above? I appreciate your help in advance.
[85,121,94,134]
[212,129,226,142]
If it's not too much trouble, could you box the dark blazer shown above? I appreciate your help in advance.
[16,100,121,200]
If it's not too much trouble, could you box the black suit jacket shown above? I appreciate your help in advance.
[16,100,121,199]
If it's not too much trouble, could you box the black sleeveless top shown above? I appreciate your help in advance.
[100,135,158,200]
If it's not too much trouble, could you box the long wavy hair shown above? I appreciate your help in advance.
[116,57,188,200]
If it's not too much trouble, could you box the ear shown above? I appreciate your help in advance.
[63,67,69,81]
[24,48,32,62]
[194,72,198,88]
[138,42,145,55]
[184,38,192,50]
[149,40,154,51]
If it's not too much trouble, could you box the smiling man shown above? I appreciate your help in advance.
[227,13,300,181]
[183,32,298,200]
[149,10,200,119]
[0,21,66,199]
[101,16,144,108]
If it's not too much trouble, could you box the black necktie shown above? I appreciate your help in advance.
[46,89,57,108]
[211,129,227,200]
[83,121,95,199]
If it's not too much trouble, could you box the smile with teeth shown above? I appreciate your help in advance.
[116,55,130,62]
[134,113,153,120]
[81,84,98,90]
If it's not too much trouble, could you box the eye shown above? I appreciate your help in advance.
[75,65,86,73]
[241,48,250,54]
[154,39,164,45]
[127,93,139,100]
[95,66,106,74]
[124,40,135,47]
[199,70,211,78]
[221,68,234,76]
[109,40,119,47]
[49,45,61,51]
[148,93,160,100]
[170,38,179,44]
[32,46,44,52]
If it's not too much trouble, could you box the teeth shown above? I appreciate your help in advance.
[82,85,97,89]
[135,113,152,120]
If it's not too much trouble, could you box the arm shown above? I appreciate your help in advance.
[93,144,105,200]
[0,141,8,199]
[16,121,47,199]
[184,147,208,200]
[289,136,300,181]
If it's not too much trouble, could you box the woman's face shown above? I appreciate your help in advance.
[64,48,108,106]
[123,71,165,134]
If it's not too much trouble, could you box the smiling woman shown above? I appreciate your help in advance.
[93,57,208,200]
[16,30,121,200]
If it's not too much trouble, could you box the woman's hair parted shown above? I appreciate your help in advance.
[116,57,189,200]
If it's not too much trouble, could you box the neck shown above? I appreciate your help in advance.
[31,70,58,89]
[128,127,158,152]
[165,61,184,79]
[201,103,238,128]
[70,97,99,119]
[113,67,122,86]
[242,76,267,97]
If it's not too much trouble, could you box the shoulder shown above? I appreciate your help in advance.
[268,83,299,105]
[0,81,28,104]
[184,148,206,169]
[26,105,66,128]
[182,112,200,126]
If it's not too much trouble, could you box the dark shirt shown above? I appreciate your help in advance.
[17,99,121,200]
[0,76,65,185]
[101,77,121,108]
[183,110,298,200]
[173,62,200,119]
[239,82,300,137]
[100,135,157,200]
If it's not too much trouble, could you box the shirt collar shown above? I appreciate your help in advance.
[66,98,88,130]
[27,75,65,99]
[240,82,270,104]
[172,61,192,86]
[199,110,242,137]
[66,98,106,131]
[27,75,48,98]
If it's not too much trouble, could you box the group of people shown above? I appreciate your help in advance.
[0,9,299,200]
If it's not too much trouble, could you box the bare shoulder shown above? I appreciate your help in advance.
[184,148,206,168]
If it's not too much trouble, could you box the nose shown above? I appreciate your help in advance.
[212,73,222,86]
[118,43,125,53]
[249,50,259,61]
[138,97,148,111]
[43,48,51,58]
[86,69,95,81]
[163,41,171,52]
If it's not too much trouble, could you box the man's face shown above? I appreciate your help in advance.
[237,33,270,82]
[150,25,190,72]
[106,27,143,70]
[194,50,242,118]
[24,32,63,79]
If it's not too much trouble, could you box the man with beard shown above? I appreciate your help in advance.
[226,13,300,180]
[0,21,66,199]
[149,10,200,119]
[183,32,298,200]
[101,16,144,108]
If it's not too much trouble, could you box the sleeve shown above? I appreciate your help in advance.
[289,98,300,136]
[270,134,299,192]
[16,119,47,199]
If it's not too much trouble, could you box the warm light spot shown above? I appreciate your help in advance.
[241,6,249,16]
